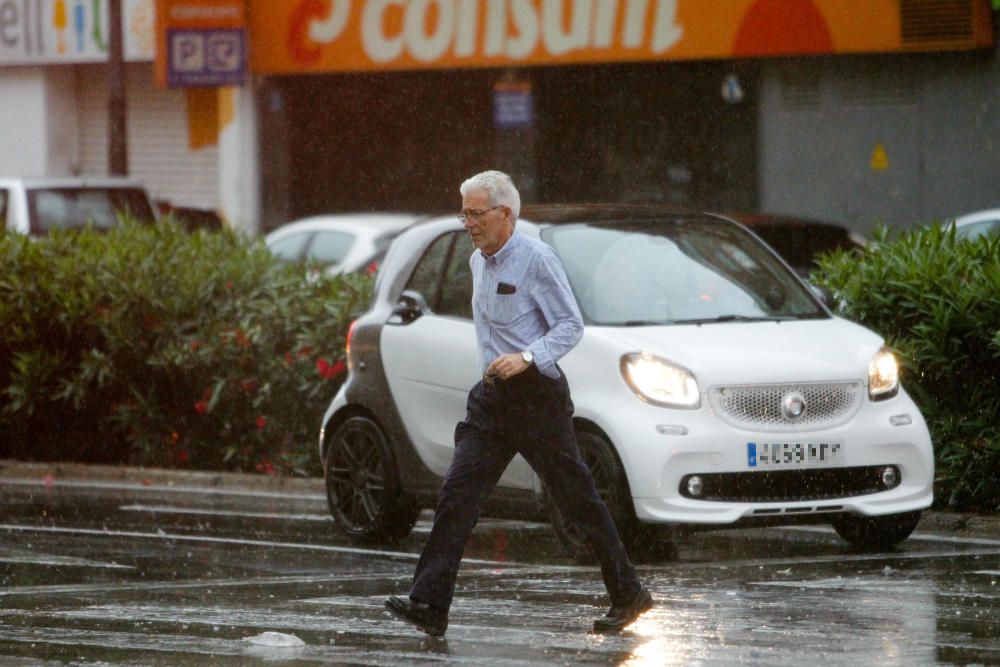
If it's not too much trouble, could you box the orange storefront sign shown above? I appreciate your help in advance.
[249,0,993,75]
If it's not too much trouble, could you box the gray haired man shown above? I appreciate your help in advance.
[386,170,652,636]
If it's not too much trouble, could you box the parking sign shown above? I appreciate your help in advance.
[156,0,245,88]
[167,29,244,86]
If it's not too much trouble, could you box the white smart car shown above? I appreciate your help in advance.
[319,205,934,559]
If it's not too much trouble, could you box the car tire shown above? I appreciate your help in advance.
[546,428,672,564]
[324,416,420,542]
[831,510,921,549]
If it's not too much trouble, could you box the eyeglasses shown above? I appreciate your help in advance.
[458,205,504,224]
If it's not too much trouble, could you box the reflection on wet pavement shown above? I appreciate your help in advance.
[1,479,999,665]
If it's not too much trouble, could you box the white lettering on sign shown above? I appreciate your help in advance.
[319,0,683,65]
[308,0,349,43]
[169,5,240,21]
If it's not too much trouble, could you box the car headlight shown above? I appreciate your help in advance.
[620,352,700,409]
[868,347,899,401]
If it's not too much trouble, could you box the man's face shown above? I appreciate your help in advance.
[461,189,511,256]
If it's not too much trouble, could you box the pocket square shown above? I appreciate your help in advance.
[497,282,516,295]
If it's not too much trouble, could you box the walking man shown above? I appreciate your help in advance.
[385,170,652,636]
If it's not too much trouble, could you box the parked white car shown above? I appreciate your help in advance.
[264,214,423,275]
[319,206,934,559]
[0,177,156,235]
[950,208,1000,241]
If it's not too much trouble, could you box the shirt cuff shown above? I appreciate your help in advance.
[527,342,559,379]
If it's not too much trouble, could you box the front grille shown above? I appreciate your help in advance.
[710,381,862,432]
[680,466,893,503]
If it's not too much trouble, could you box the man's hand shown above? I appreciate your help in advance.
[486,353,531,381]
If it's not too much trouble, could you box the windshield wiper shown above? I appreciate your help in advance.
[622,320,670,327]
[672,315,795,325]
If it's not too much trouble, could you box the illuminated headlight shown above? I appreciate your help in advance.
[620,353,700,409]
[868,347,899,401]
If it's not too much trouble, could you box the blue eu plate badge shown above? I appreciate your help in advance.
[747,442,758,467]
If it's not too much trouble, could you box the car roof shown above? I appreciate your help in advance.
[266,213,425,238]
[0,176,148,188]
[953,208,1000,226]
[519,203,729,225]
[724,212,849,230]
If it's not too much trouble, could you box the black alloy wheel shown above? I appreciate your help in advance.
[831,510,921,549]
[547,428,674,564]
[324,416,419,542]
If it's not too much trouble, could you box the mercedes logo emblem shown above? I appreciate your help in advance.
[782,392,807,421]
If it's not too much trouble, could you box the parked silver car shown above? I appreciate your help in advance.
[265,213,424,275]
[950,208,1000,241]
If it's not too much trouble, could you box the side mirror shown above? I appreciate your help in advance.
[392,289,430,324]
[808,283,835,310]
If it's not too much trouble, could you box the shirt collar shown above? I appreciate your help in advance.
[480,227,522,264]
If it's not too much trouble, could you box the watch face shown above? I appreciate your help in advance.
[522,351,533,363]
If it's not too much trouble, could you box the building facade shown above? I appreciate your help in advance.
[0,0,234,221]
[248,0,999,234]
[2,1,997,235]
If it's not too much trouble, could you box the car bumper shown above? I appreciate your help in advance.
[592,390,934,526]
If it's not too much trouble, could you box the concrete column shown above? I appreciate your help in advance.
[218,80,260,236]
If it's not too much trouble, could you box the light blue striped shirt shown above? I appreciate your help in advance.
[470,228,584,379]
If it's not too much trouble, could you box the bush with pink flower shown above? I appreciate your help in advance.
[0,220,371,476]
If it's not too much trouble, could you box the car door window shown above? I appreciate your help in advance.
[307,230,355,265]
[405,232,453,308]
[438,233,473,319]
[268,232,312,261]
[958,219,1000,241]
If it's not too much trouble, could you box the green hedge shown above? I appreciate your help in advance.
[0,222,371,476]
[813,225,1000,511]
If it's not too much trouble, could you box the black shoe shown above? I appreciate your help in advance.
[385,596,448,637]
[593,586,653,633]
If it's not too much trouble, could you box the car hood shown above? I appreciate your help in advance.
[592,317,884,388]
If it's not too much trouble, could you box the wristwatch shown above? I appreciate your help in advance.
[520,350,534,365]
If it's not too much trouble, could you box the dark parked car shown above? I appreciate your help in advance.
[727,214,867,278]
[156,202,225,232]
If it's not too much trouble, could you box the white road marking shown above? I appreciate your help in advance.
[0,478,324,501]
[117,504,332,522]
[0,523,530,571]
[0,573,402,598]
[0,553,133,569]
[783,525,1000,547]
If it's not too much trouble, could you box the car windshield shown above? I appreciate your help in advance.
[540,217,827,326]
[27,187,155,234]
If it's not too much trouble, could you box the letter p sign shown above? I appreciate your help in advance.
[171,32,205,72]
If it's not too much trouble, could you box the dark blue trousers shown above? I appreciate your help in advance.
[409,365,641,613]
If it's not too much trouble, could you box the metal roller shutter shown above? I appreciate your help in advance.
[76,63,219,209]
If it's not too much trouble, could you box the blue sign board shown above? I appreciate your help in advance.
[493,87,534,130]
[167,28,245,88]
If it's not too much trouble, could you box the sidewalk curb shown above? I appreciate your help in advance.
[3,459,999,539]
[0,459,324,495]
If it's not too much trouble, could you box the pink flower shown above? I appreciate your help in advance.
[317,358,347,380]
[255,416,268,431]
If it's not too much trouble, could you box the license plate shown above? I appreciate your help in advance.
[747,442,844,468]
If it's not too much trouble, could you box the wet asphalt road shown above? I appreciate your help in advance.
[1,477,999,666]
